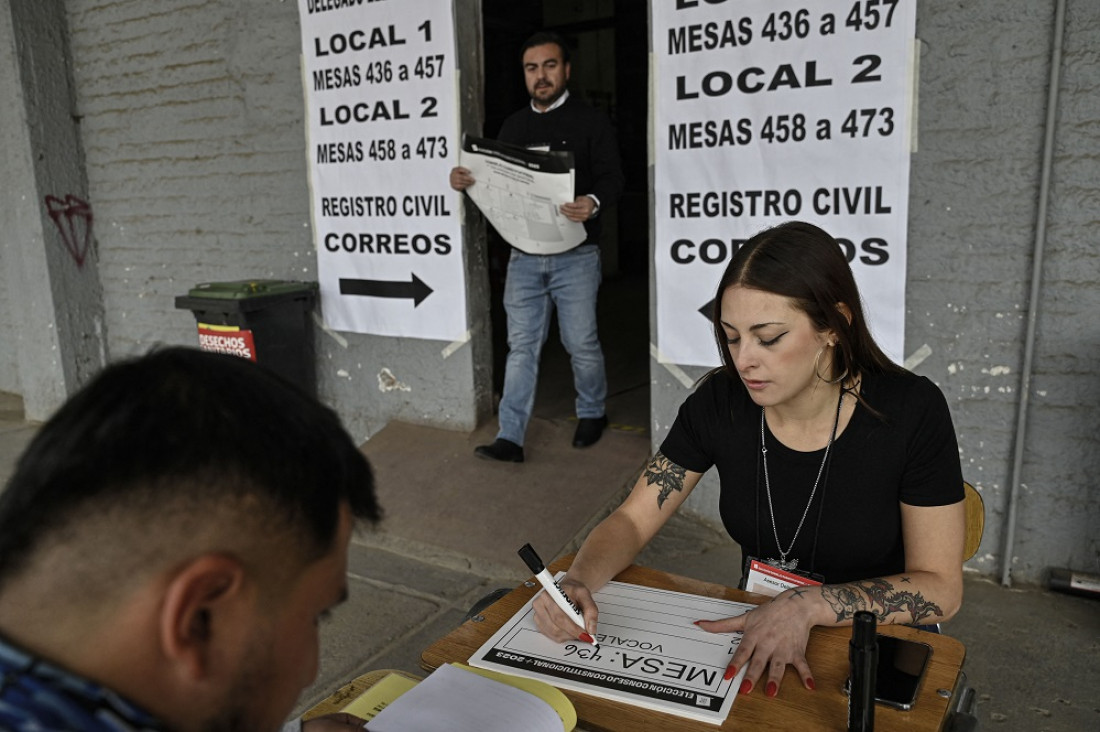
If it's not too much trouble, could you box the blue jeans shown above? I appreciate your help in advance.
[496,244,607,446]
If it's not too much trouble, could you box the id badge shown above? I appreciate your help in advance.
[741,556,824,597]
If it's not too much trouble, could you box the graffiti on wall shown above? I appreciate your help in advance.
[45,194,94,267]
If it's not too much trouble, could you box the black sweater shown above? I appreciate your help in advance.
[498,95,624,246]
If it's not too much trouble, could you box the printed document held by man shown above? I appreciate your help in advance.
[459,134,586,255]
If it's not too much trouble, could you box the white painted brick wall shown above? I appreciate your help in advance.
[66,0,317,355]
[62,0,484,438]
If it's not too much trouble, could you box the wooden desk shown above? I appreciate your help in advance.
[421,557,966,731]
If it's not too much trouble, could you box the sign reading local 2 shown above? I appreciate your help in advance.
[653,0,917,367]
[298,0,465,340]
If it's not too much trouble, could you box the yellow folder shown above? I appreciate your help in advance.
[342,663,576,731]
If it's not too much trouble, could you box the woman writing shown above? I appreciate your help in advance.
[533,221,965,698]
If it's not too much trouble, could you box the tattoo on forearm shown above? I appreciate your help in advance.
[821,578,944,625]
[645,452,687,509]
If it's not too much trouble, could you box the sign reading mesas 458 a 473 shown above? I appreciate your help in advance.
[298,0,465,341]
[653,0,917,368]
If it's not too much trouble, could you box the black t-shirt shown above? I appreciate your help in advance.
[659,370,964,583]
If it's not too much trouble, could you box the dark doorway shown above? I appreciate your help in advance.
[480,0,650,434]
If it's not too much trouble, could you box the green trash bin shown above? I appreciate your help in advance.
[175,279,319,395]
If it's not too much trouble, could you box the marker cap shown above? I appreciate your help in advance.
[518,543,546,574]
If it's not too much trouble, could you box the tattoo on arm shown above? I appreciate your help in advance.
[821,578,944,625]
[644,451,687,509]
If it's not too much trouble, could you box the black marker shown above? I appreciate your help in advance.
[848,611,878,732]
[518,543,599,649]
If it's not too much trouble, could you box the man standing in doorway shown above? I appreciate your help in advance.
[450,31,624,463]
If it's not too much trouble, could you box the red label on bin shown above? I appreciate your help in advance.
[196,323,257,362]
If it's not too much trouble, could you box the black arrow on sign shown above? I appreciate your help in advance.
[698,298,716,321]
[339,273,433,307]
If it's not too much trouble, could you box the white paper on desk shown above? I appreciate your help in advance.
[469,576,753,725]
[365,663,563,732]
[459,134,586,255]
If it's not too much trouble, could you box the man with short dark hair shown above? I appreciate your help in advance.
[451,30,624,462]
[0,347,380,731]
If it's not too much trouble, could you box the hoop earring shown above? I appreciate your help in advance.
[827,366,849,385]
[812,346,826,381]
[814,344,848,386]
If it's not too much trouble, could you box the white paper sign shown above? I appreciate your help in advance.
[297,0,466,340]
[459,135,586,255]
[469,577,754,725]
[653,0,918,367]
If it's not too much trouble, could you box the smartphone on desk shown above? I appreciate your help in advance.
[844,634,933,711]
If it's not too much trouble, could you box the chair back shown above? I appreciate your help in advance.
[963,481,985,561]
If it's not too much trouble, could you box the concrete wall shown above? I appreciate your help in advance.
[0,0,108,418]
[0,253,16,394]
[666,0,1100,586]
[0,0,1095,584]
[0,1,19,395]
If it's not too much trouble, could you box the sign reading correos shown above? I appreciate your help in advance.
[298,0,465,341]
[653,0,918,367]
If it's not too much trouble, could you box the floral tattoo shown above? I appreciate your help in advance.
[645,451,687,509]
[822,578,944,625]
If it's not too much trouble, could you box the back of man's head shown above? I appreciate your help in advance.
[0,347,381,730]
[0,346,379,595]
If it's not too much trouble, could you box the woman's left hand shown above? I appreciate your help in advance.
[694,590,819,698]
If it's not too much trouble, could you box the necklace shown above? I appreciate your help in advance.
[760,388,844,571]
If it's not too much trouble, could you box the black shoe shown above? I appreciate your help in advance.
[474,438,525,463]
[573,416,609,448]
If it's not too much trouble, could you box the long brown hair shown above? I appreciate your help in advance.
[711,221,903,388]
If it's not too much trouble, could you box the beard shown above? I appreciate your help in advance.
[531,82,564,107]
[199,633,289,732]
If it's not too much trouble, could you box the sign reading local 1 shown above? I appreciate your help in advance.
[654,0,917,367]
[298,0,465,341]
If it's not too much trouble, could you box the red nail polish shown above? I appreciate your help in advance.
[723,664,737,681]
[579,632,595,644]
[693,620,704,626]
[766,681,778,698]
[806,677,816,691]
[739,679,753,695]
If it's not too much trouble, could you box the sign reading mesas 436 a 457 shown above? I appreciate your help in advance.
[298,0,465,341]
[654,0,917,368]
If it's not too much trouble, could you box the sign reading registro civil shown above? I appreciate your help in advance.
[653,0,917,367]
[297,0,465,341]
